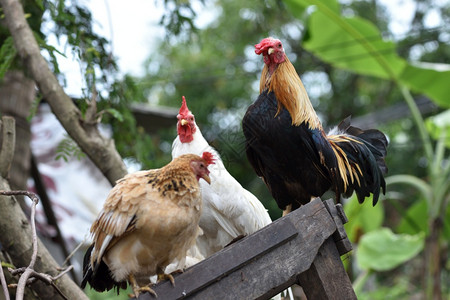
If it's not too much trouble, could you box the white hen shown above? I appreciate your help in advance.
[172,96,272,258]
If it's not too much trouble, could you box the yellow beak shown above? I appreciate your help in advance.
[181,119,188,126]
[268,48,274,55]
[201,173,211,184]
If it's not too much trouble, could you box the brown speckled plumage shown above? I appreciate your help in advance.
[81,153,212,297]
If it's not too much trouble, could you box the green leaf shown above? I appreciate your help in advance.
[285,0,450,108]
[33,32,65,74]
[55,135,86,162]
[343,194,384,243]
[0,36,16,78]
[356,279,410,300]
[283,0,307,16]
[303,13,406,79]
[35,0,44,11]
[27,95,43,122]
[285,0,406,80]
[357,227,424,271]
[105,108,124,122]
[1,261,15,269]
[84,286,131,300]
[400,63,450,108]
[425,109,450,147]
[396,199,429,235]
[284,0,339,15]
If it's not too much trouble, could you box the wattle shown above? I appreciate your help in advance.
[178,126,193,143]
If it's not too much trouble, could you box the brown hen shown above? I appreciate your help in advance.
[81,152,214,298]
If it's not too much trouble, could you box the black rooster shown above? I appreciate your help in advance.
[243,37,388,215]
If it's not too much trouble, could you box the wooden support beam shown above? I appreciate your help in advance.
[297,238,356,300]
[136,198,355,300]
[323,199,352,255]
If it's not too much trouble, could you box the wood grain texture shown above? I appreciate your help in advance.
[137,198,352,300]
[323,199,353,255]
[297,238,357,300]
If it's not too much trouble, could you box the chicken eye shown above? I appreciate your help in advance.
[277,43,282,48]
[200,163,205,168]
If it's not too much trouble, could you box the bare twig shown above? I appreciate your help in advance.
[0,191,39,300]
[0,190,88,299]
[61,239,86,268]
[8,266,73,300]
[0,260,11,300]
[0,191,74,300]
[30,156,78,282]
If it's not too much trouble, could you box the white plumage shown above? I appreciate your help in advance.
[172,96,272,259]
[169,97,293,300]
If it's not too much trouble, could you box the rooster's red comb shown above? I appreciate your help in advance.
[179,96,190,115]
[202,152,215,165]
[254,37,279,55]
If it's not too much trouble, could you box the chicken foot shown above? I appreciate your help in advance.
[282,204,292,217]
[128,273,157,298]
[156,267,181,286]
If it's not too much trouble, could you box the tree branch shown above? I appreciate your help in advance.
[0,117,15,179]
[0,191,39,300]
[0,186,89,300]
[0,124,88,299]
[0,0,127,185]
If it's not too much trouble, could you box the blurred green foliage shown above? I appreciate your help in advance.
[84,287,130,300]
[357,228,424,272]
[1,0,449,298]
[344,194,384,243]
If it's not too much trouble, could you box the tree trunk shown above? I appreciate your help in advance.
[0,70,35,212]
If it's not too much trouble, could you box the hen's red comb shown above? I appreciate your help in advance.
[179,96,190,115]
[202,152,215,165]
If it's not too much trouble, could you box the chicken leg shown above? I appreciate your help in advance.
[282,204,292,217]
[156,267,176,286]
[128,273,157,298]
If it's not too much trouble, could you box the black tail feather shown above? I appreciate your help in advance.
[337,117,388,206]
[81,244,127,294]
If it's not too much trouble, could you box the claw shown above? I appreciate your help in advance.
[171,269,184,275]
[157,273,175,286]
[138,286,158,298]
[128,274,158,298]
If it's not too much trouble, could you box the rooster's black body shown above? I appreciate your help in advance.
[243,37,388,212]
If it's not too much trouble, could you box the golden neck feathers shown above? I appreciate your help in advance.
[259,55,321,129]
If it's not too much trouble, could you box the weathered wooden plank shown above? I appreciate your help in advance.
[297,238,357,300]
[323,199,352,255]
[138,198,337,300]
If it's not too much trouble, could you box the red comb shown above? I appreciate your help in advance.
[202,152,215,165]
[254,37,279,55]
[179,96,190,115]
